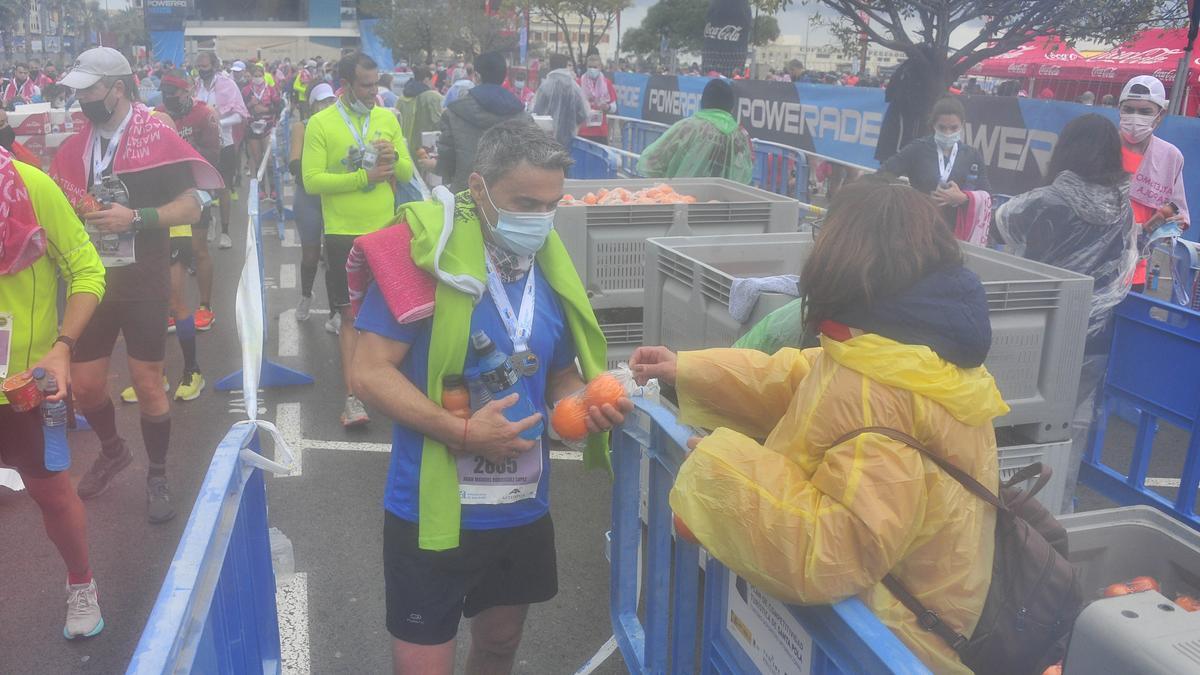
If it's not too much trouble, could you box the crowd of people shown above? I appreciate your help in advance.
[0,36,1191,675]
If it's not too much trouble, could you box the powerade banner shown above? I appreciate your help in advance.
[701,0,751,76]
[615,72,1200,236]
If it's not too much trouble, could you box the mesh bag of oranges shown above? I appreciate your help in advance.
[550,365,636,445]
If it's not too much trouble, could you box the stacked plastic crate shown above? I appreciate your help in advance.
[642,232,1096,513]
[554,178,801,368]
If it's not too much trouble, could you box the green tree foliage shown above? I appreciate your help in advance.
[525,0,632,69]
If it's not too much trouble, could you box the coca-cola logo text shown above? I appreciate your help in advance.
[704,23,744,42]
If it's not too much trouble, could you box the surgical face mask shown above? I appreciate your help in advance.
[514,79,526,89]
[80,85,116,124]
[482,181,555,257]
[1119,112,1157,144]
[934,130,961,150]
[587,67,601,78]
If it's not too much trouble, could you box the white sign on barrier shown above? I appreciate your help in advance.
[726,574,815,675]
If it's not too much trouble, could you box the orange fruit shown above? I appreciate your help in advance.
[551,396,590,441]
[673,513,699,545]
[583,193,598,205]
[1127,576,1159,593]
[1103,583,1132,597]
[585,373,626,409]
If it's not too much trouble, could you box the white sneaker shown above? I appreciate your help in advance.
[219,233,233,249]
[64,579,104,639]
[296,296,312,322]
[341,395,369,427]
[324,312,342,335]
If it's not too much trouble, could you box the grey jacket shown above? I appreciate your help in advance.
[436,84,530,192]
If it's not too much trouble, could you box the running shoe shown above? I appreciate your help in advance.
[174,371,206,401]
[63,579,104,640]
[296,295,312,322]
[194,306,215,331]
[76,443,133,500]
[120,376,169,404]
[219,233,233,249]
[324,312,342,335]
[167,316,175,334]
[341,395,370,427]
[147,476,176,524]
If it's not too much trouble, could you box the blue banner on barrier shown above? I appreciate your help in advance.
[614,72,1200,240]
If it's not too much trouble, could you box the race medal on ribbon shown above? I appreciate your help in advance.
[512,350,539,376]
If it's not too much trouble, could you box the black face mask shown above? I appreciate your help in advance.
[80,86,116,124]
[165,96,191,116]
[198,69,214,81]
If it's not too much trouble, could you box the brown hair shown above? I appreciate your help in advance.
[801,177,962,333]
[930,96,966,125]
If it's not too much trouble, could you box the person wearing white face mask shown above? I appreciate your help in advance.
[881,96,992,243]
[349,119,629,674]
[1116,75,1190,292]
[303,51,412,428]
[577,53,616,145]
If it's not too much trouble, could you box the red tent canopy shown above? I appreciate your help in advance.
[1061,28,1200,86]
[968,36,1084,79]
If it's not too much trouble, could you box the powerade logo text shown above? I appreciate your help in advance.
[736,97,883,148]
[648,87,703,117]
[965,123,1056,174]
[616,83,643,111]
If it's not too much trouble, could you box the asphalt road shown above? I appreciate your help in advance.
[0,180,1195,674]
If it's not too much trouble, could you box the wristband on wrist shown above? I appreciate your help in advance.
[461,418,470,454]
[138,207,160,229]
[54,335,77,355]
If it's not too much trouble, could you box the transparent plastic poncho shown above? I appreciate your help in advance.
[994,171,1137,342]
[636,109,754,184]
[532,69,590,148]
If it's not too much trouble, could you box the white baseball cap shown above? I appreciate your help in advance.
[1120,75,1168,109]
[60,47,133,89]
[310,83,336,102]
[230,60,247,72]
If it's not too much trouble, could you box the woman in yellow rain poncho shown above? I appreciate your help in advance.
[636,78,754,184]
[632,178,1009,674]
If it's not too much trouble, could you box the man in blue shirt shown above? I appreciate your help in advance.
[352,120,631,674]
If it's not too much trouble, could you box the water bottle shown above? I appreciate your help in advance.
[471,331,544,440]
[1149,263,1161,291]
[32,368,71,471]
[463,364,492,413]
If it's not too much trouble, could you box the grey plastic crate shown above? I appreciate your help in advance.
[601,320,642,370]
[1058,506,1200,674]
[997,438,1071,516]
[643,232,1093,441]
[556,178,800,310]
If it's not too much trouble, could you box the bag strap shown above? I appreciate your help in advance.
[829,426,1049,655]
[881,574,970,653]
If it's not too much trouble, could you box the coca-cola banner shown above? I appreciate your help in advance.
[701,0,752,76]
[613,71,1200,237]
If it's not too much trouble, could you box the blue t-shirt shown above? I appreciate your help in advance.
[355,266,577,529]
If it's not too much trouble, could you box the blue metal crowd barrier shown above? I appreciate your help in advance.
[610,398,931,674]
[1081,293,1200,531]
[127,423,282,674]
[569,137,620,180]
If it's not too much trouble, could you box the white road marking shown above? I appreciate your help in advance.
[302,439,392,453]
[278,309,300,357]
[575,635,618,675]
[550,450,584,461]
[277,572,310,675]
[1146,477,1182,488]
[282,227,299,248]
[279,263,297,289]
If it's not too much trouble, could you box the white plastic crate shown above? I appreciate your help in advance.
[643,232,1094,442]
[556,178,800,310]
[997,438,1071,515]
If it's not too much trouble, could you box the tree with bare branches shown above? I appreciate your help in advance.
[526,0,631,69]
